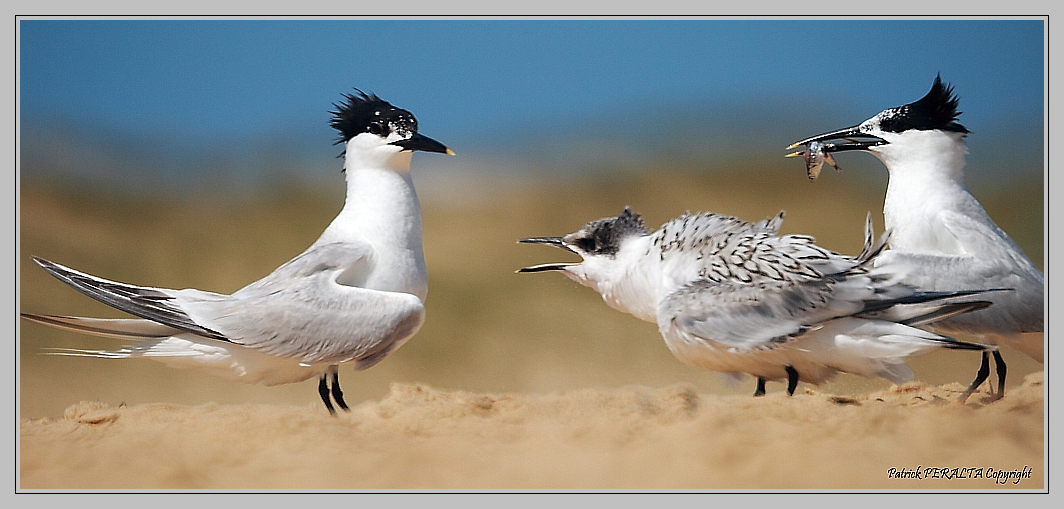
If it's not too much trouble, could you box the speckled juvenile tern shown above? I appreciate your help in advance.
[519,207,999,396]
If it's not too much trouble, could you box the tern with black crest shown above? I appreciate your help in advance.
[21,90,454,415]
[787,75,1044,401]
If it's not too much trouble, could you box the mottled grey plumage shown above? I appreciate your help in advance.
[521,208,996,395]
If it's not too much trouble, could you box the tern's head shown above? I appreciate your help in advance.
[330,90,454,171]
[787,75,969,170]
[518,207,650,288]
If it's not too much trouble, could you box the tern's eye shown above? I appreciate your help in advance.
[574,236,597,253]
[874,107,911,134]
[879,117,899,133]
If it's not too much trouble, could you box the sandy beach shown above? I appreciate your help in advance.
[19,372,1044,490]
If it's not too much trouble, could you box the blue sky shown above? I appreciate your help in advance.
[18,18,1046,188]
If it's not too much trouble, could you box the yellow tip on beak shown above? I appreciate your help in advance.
[445,148,456,156]
[785,150,804,158]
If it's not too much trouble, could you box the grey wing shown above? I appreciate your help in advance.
[885,209,1042,334]
[185,241,426,367]
[192,281,424,367]
[655,216,877,349]
[31,242,425,367]
[656,277,861,350]
[875,248,1043,334]
[937,209,1043,279]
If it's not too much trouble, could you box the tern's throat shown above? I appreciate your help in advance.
[876,132,971,254]
[876,131,969,189]
[580,237,661,323]
[323,164,427,299]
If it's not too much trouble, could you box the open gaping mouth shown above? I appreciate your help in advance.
[517,237,578,273]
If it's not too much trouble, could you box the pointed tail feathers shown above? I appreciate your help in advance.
[918,330,994,351]
[858,288,1011,331]
[896,301,992,328]
[20,313,179,340]
[28,257,229,341]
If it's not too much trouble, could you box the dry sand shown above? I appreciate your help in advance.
[19,372,1044,491]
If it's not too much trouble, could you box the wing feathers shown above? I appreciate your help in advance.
[31,257,230,341]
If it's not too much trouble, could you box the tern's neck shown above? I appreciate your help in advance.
[337,164,422,233]
[876,132,972,253]
[877,131,969,188]
[319,153,426,298]
[584,236,661,323]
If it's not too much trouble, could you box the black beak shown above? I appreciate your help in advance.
[391,132,456,155]
[517,263,574,273]
[519,237,573,252]
[517,237,578,273]
[786,125,886,154]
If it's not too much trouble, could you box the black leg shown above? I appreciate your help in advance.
[959,351,991,403]
[991,350,1007,401]
[753,377,767,397]
[318,374,337,415]
[331,371,350,411]
[785,366,799,396]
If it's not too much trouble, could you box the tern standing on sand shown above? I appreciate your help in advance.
[787,76,1043,401]
[21,90,454,414]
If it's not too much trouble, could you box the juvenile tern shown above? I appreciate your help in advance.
[787,75,1044,401]
[519,207,997,396]
[21,90,454,414]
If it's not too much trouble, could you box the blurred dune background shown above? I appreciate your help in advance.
[16,18,1046,490]
[18,156,1044,419]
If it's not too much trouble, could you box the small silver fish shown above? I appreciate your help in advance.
[787,140,842,180]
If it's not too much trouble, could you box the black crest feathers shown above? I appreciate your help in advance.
[329,90,419,145]
[878,75,969,134]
